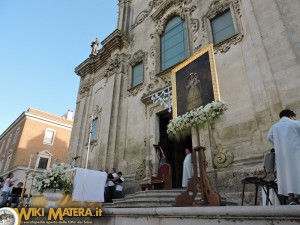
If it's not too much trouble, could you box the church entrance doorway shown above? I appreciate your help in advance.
[158,110,192,188]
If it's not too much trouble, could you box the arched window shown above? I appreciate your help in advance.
[160,16,189,71]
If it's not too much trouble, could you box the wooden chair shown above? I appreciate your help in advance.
[151,163,172,190]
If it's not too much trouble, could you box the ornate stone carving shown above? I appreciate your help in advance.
[128,84,146,97]
[213,147,234,168]
[149,0,164,9]
[209,123,234,168]
[200,0,243,54]
[146,72,171,95]
[190,18,199,34]
[129,50,148,66]
[103,55,121,78]
[214,34,244,53]
[94,105,102,117]
[232,0,242,17]
[132,11,149,29]
[135,159,146,180]
[79,83,91,98]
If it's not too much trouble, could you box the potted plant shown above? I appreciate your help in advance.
[35,163,73,208]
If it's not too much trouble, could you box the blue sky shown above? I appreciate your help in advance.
[0,1,118,134]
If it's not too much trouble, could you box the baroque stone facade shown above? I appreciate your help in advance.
[69,0,300,195]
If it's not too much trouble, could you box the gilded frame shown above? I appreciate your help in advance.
[171,44,220,118]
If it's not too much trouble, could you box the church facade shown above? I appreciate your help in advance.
[69,0,300,198]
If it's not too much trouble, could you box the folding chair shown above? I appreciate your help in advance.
[241,151,279,205]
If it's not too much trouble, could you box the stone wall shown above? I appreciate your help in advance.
[70,0,300,196]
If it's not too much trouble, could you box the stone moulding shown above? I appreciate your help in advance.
[201,0,243,54]
[150,0,192,21]
[75,29,129,78]
[129,50,148,66]
[214,34,244,53]
[127,83,146,97]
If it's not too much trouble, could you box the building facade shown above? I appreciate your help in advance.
[69,0,300,198]
[0,108,73,192]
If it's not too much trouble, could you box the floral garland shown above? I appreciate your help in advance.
[35,163,73,194]
[167,100,228,140]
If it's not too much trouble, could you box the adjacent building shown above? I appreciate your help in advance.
[0,108,73,191]
[69,0,300,200]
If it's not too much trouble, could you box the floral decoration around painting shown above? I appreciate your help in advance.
[167,100,228,140]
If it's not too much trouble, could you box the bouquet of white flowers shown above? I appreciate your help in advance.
[35,163,73,194]
[167,100,228,140]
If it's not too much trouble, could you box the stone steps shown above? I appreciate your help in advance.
[105,190,183,208]
[104,189,236,208]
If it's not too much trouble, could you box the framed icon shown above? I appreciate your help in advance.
[171,44,220,118]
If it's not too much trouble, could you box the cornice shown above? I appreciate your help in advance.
[75,29,129,78]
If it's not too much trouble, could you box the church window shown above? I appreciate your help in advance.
[90,117,98,141]
[38,157,49,169]
[36,150,52,170]
[43,128,56,145]
[131,62,143,87]
[160,16,189,71]
[210,9,235,44]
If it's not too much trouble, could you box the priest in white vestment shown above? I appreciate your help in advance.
[182,149,193,188]
[267,109,300,204]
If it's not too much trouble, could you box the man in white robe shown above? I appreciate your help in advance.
[267,109,300,204]
[182,149,193,188]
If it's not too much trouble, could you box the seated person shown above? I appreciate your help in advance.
[9,182,24,207]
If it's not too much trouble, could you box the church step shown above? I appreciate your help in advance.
[104,189,239,208]
[104,189,210,208]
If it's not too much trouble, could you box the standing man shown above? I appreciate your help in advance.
[182,149,193,188]
[267,109,300,205]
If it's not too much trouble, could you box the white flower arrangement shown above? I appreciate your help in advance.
[167,100,228,140]
[35,163,73,194]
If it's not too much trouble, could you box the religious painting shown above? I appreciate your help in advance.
[171,44,220,118]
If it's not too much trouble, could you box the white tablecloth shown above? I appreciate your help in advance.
[71,168,107,202]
